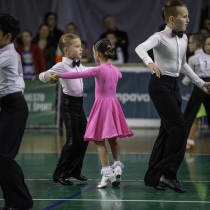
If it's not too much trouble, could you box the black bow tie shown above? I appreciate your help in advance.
[72,60,80,67]
[172,30,183,38]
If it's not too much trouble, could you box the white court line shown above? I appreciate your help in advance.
[0,199,208,203]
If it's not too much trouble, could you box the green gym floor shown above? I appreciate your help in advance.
[0,128,210,210]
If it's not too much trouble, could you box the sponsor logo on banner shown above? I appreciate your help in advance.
[116,93,150,104]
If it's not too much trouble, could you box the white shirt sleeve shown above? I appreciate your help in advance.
[111,47,124,64]
[39,63,67,82]
[135,33,160,65]
[181,63,204,88]
[182,57,194,85]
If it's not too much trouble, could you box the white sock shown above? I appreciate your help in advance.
[112,161,124,169]
[100,166,112,183]
[187,139,195,145]
[101,166,112,175]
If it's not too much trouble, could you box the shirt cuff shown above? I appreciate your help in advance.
[143,57,154,66]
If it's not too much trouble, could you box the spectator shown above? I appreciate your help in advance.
[100,15,129,62]
[33,24,56,69]
[199,27,210,38]
[106,32,124,64]
[201,17,210,32]
[66,22,77,34]
[81,40,92,63]
[44,12,64,46]
[16,30,46,80]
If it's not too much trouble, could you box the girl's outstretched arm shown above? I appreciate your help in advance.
[52,66,100,80]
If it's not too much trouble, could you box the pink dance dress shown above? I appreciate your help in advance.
[61,63,134,141]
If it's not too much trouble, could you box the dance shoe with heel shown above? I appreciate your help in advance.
[97,167,116,188]
[111,161,124,186]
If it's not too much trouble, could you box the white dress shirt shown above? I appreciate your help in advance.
[135,26,204,88]
[182,48,210,85]
[0,43,25,98]
[39,57,89,97]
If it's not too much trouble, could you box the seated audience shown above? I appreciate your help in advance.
[100,15,129,62]
[16,30,46,79]
[106,32,124,64]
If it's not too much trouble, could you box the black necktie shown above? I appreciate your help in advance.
[72,60,80,67]
[172,30,183,38]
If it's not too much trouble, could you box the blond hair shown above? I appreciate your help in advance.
[162,0,186,23]
[59,33,80,54]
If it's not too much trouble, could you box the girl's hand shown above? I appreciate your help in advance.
[44,73,59,84]
[51,73,61,80]
[148,63,163,78]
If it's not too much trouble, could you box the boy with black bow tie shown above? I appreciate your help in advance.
[135,0,210,193]
[39,33,90,185]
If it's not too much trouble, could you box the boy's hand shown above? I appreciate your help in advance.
[201,82,210,94]
[148,63,163,78]
[44,73,57,84]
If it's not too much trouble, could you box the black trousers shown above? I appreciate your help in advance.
[53,93,88,179]
[144,75,188,187]
[0,92,33,208]
[184,77,210,132]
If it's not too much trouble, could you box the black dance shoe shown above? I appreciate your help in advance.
[145,182,167,191]
[70,174,88,181]
[53,177,74,185]
[159,175,185,193]
[171,179,186,193]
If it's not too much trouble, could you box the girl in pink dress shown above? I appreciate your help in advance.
[52,38,134,188]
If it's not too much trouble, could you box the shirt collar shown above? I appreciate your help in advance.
[62,57,79,67]
[0,43,14,52]
[194,48,204,55]
[164,25,173,33]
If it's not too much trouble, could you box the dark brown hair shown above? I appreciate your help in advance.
[162,0,186,22]
[59,33,80,54]
[0,14,20,42]
[190,33,205,48]
[93,38,115,59]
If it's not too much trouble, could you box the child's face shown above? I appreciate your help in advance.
[204,38,210,55]
[0,30,11,48]
[188,36,196,53]
[171,6,189,32]
[65,38,82,60]
[22,32,32,45]
[93,46,100,63]
[106,34,117,46]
